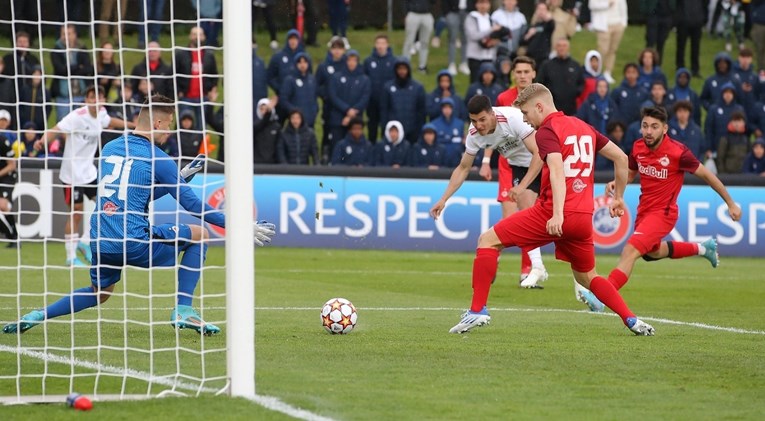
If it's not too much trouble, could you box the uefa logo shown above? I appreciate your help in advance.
[206,187,258,238]
[592,194,631,249]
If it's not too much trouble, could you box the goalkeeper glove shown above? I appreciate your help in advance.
[180,154,206,182]
[254,220,276,246]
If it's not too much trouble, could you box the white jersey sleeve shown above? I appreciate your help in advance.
[495,107,534,140]
[56,109,79,133]
[98,106,111,128]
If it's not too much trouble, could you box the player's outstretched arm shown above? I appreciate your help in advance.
[155,158,226,228]
[693,163,742,221]
[429,152,477,220]
[546,152,566,236]
[34,125,63,151]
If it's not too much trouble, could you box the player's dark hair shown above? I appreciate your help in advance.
[467,95,492,115]
[623,62,639,74]
[641,106,668,124]
[672,100,693,114]
[511,55,536,71]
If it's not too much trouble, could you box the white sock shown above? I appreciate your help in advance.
[528,247,544,269]
[697,244,706,255]
[65,234,79,261]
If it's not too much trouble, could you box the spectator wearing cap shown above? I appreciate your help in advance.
[742,137,765,175]
[430,97,465,162]
[408,123,446,169]
[331,118,372,166]
[464,62,503,106]
[667,68,702,125]
[669,100,705,160]
[368,120,410,167]
[611,62,649,125]
[267,29,304,94]
[700,52,735,111]
[279,53,319,129]
[705,82,746,157]
[380,58,427,144]
[363,34,397,142]
[317,37,347,151]
[277,109,320,165]
[327,50,371,155]
[426,70,467,121]
[0,110,17,144]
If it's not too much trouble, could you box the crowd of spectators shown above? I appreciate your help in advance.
[2,0,765,176]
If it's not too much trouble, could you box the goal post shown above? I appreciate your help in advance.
[0,0,255,403]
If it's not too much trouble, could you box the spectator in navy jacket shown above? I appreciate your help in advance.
[267,29,303,94]
[368,120,410,167]
[640,79,671,111]
[731,48,759,116]
[331,118,372,166]
[279,53,318,128]
[427,70,467,121]
[327,50,371,157]
[430,97,465,160]
[667,68,701,124]
[700,52,735,110]
[363,34,397,142]
[278,109,320,165]
[669,100,705,160]
[705,82,746,156]
[611,62,649,125]
[317,37,346,151]
[408,123,446,169]
[742,137,765,175]
[577,78,617,135]
[636,48,668,91]
[464,62,504,106]
[380,58,427,144]
[252,46,268,104]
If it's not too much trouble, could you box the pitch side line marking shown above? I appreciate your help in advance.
[0,345,338,421]
[1,307,762,335]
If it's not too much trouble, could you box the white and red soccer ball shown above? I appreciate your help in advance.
[321,298,357,334]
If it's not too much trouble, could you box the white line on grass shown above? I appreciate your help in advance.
[0,344,338,421]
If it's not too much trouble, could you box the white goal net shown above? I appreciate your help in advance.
[0,0,255,403]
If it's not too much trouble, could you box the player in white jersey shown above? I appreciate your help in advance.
[35,86,135,267]
[435,95,549,288]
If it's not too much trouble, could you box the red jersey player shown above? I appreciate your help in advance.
[434,83,655,335]
[603,106,742,293]
[482,56,548,287]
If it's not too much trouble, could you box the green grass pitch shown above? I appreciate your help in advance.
[1,243,763,420]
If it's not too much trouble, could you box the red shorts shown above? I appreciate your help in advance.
[493,205,596,272]
[627,212,678,255]
[497,158,513,202]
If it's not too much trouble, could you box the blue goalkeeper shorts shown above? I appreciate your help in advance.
[90,223,194,288]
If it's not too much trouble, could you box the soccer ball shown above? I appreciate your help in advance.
[321,298,357,334]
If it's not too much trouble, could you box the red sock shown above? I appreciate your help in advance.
[470,248,500,312]
[608,268,629,290]
[520,247,532,274]
[669,241,699,259]
[589,276,635,324]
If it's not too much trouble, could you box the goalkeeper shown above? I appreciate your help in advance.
[4,95,275,336]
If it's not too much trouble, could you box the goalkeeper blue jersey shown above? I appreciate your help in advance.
[91,133,225,254]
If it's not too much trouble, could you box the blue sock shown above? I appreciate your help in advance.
[45,286,99,319]
[177,243,207,306]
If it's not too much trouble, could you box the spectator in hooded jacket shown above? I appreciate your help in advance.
[408,123,446,169]
[636,48,668,91]
[278,109,320,165]
[368,120,410,167]
[611,62,649,125]
[464,62,503,105]
[430,97,465,160]
[669,100,705,160]
[742,137,765,175]
[577,78,617,135]
[254,97,281,164]
[427,70,467,121]
[716,110,750,173]
[317,37,347,149]
[331,118,372,166]
[364,34,397,142]
[537,38,584,115]
[700,52,735,110]
[577,50,603,109]
[674,0,706,78]
[267,29,304,94]
[279,53,318,129]
[380,58,427,144]
[640,79,671,111]
[327,50,371,156]
[667,68,702,124]
[171,109,204,164]
[705,82,746,156]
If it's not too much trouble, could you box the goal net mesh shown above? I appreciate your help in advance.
[0,0,237,403]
